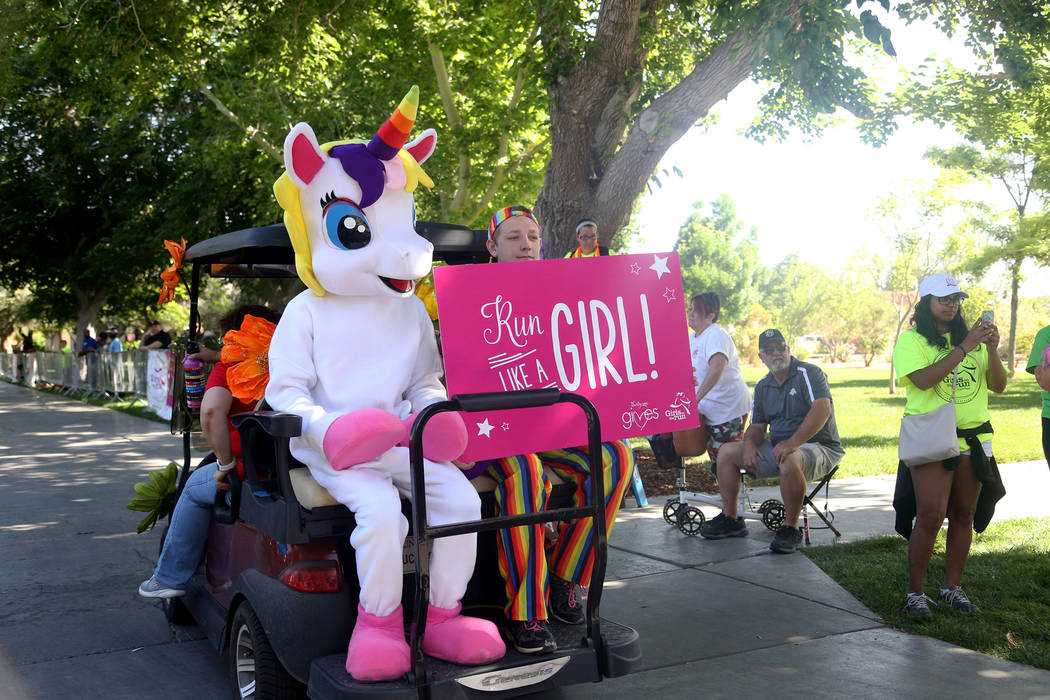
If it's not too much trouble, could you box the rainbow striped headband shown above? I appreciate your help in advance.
[488,205,540,240]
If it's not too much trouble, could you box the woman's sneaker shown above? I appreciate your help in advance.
[504,620,556,654]
[138,575,185,599]
[940,585,980,613]
[699,513,748,540]
[904,592,935,618]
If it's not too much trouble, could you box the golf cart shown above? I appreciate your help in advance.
[161,222,641,699]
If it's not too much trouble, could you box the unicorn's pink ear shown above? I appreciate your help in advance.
[406,128,437,165]
[284,123,326,188]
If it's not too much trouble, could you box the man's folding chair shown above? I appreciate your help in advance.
[800,465,842,544]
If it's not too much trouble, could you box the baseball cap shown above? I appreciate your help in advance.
[148,319,161,326]
[758,328,786,350]
[918,273,968,299]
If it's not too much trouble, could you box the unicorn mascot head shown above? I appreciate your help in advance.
[265,88,505,682]
[274,85,438,299]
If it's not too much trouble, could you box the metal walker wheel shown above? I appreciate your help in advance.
[676,506,705,536]
[759,499,785,531]
[663,497,681,525]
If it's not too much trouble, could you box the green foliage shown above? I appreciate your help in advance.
[674,195,766,326]
[759,255,835,345]
[126,461,180,534]
[804,517,1050,671]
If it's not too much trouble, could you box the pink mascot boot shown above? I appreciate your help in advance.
[324,409,408,470]
[423,603,506,665]
[399,411,468,463]
[345,604,411,682]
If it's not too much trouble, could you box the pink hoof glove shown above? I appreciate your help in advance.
[423,603,506,665]
[400,411,468,462]
[324,409,407,470]
[345,604,411,682]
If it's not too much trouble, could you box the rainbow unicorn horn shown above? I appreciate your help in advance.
[366,85,419,161]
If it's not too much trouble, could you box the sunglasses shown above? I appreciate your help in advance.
[934,294,963,306]
[761,343,788,354]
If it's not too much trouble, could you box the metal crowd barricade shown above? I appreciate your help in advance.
[0,350,164,411]
[0,353,18,382]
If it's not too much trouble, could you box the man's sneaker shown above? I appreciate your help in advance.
[904,592,936,618]
[769,525,803,553]
[699,512,748,540]
[940,585,980,613]
[138,575,186,599]
[549,576,585,625]
[504,620,557,654]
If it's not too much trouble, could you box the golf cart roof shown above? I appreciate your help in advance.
[184,221,489,277]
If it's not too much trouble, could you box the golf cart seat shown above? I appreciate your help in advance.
[231,410,359,545]
[230,409,579,546]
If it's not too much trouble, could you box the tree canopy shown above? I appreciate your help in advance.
[674,195,765,326]
[3,0,1041,342]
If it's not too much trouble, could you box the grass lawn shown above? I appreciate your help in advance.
[803,516,1050,671]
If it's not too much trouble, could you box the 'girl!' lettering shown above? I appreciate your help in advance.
[551,294,656,391]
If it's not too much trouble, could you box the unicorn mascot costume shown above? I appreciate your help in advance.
[267,87,505,681]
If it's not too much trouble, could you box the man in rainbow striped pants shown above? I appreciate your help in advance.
[462,205,634,654]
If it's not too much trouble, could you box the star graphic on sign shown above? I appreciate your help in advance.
[629,262,641,275]
[663,287,677,303]
[649,254,670,279]
[501,422,511,431]
[476,418,495,437]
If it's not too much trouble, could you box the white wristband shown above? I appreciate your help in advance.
[217,458,237,473]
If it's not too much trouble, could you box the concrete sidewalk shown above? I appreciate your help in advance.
[591,461,1050,698]
[1,379,1048,699]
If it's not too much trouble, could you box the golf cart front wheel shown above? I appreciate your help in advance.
[229,601,305,700]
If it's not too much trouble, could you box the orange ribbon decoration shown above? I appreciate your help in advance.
[157,238,186,305]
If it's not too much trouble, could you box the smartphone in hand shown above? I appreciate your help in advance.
[981,309,994,324]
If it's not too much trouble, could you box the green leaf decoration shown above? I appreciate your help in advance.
[127,462,180,534]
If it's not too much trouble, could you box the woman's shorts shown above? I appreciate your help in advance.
[705,415,746,460]
[940,439,993,470]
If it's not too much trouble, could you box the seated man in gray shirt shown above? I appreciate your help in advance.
[700,329,844,553]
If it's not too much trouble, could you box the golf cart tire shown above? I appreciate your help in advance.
[229,600,306,700]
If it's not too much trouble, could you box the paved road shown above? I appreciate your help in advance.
[2,380,1048,699]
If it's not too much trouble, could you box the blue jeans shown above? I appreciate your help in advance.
[153,463,219,588]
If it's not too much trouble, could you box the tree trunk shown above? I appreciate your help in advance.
[1007,258,1020,377]
[73,286,106,354]
[533,0,786,257]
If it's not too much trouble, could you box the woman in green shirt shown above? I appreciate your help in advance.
[892,274,1007,619]
[1026,325,1050,469]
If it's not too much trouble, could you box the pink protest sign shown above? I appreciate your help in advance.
[434,252,697,461]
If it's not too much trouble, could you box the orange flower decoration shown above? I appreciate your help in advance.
[157,238,187,305]
[221,315,277,403]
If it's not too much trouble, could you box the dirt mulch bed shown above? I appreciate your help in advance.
[633,452,718,497]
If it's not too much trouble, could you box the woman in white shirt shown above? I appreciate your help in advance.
[688,293,751,464]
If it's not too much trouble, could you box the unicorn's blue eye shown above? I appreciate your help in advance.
[323,199,371,250]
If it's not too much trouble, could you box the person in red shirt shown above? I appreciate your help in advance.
[139,305,280,598]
